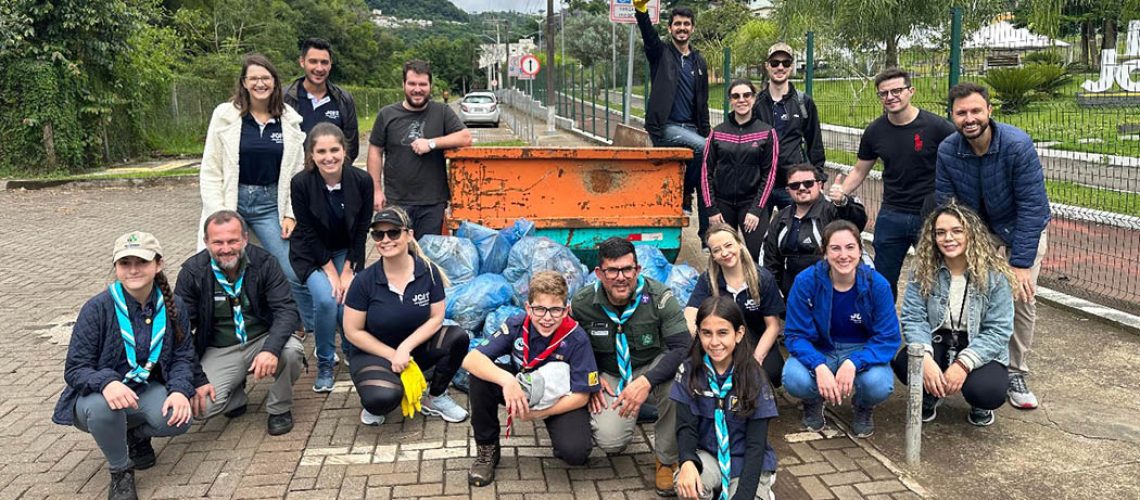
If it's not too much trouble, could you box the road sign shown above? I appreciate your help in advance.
[508,55,522,78]
[610,0,660,24]
[520,54,541,77]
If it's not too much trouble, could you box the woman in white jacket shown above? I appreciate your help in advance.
[199,53,312,330]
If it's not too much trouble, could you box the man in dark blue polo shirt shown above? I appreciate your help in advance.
[284,38,360,165]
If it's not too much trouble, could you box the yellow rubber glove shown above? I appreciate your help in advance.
[633,0,649,13]
[400,360,427,418]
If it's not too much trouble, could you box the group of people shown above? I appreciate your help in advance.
[53,4,1053,498]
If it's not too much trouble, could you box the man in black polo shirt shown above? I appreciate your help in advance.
[176,210,305,436]
[755,42,826,210]
[284,38,360,165]
[834,67,956,299]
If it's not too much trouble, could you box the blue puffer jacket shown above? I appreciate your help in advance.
[935,120,1051,268]
[783,261,900,372]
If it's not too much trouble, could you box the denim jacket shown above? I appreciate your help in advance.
[900,265,1014,370]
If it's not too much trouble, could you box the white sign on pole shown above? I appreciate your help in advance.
[520,54,541,77]
[610,0,660,25]
[508,55,522,78]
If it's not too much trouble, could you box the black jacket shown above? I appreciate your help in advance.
[289,166,374,282]
[700,114,779,218]
[636,10,710,139]
[753,83,826,187]
[761,197,867,297]
[284,78,360,164]
[175,245,300,387]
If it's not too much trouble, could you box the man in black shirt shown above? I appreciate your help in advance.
[834,68,957,299]
[284,38,360,164]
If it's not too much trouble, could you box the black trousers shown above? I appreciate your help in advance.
[349,325,468,416]
[890,331,1009,411]
[469,365,593,466]
[759,346,785,390]
[700,200,770,260]
[399,203,447,239]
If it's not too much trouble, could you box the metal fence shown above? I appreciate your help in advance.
[508,10,1140,314]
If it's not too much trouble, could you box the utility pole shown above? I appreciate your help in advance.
[545,0,555,106]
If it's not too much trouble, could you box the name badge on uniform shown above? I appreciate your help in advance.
[589,322,611,336]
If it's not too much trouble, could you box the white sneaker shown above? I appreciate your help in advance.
[1007,373,1039,409]
[360,408,385,426]
[420,390,469,423]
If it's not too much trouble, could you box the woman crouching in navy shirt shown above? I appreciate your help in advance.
[52,232,195,500]
[290,122,373,393]
[686,224,785,387]
[343,207,469,426]
[673,296,777,500]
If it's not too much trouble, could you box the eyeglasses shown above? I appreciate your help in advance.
[934,228,966,240]
[528,305,567,317]
[245,76,274,84]
[730,91,755,101]
[768,59,793,68]
[600,265,638,279]
[876,87,910,99]
[786,179,820,191]
[370,228,405,241]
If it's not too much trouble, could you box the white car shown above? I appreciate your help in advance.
[459,92,500,127]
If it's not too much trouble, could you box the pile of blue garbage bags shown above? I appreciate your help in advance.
[417,218,699,391]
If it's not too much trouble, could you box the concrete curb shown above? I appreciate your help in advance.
[3,174,198,191]
[1036,286,1140,336]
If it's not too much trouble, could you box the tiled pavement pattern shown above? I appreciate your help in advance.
[0,182,921,499]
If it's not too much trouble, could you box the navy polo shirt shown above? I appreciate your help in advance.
[668,53,696,125]
[324,185,349,251]
[829,287,869,344]
[769,98,790,139]
[296,84,345,133]
[344,257,445,348]
[238,114,284,186]
[670,360,778,476]
[687,268,784,344]
[476,314,601,394]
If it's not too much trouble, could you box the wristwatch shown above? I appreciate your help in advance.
[428,139,437,150]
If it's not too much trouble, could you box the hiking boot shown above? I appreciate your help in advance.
[313,361,335,393]
[421,390,468,423]
[127,429,155,470]
[468,443,501,486]
[922,394,941,423]
[360,408,385,426]
[1007,372,1039,409]
[108,469,138,500]
[801,399,826,431]
[852,405,875,438]
[655,459,677,497]
[223,404,247,419]
[968,407,996,427]
[267,411,294,436]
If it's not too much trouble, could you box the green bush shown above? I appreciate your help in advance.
[1023,51,1064,66]
[1028,64,1072,98]
[983,67,1044,113]
[0,61,87,175]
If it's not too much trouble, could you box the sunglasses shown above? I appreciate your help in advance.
[730,91,755,101]
[786,179,820,191]
[370,228,405,241]
[876,87,910,99]
[768,59,793,68]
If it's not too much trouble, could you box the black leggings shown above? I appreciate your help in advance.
[890,334,1009,411]
[759,346,785,390]
[700,200,770,260]
[349,325,469,416]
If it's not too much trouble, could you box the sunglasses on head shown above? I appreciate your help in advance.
[730,91,755,101]
[768,59,793,68]
[786,179,820,191]
[370,228,405,241]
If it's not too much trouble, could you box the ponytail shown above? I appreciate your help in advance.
[407,237,450,288]
[153,267,185,345]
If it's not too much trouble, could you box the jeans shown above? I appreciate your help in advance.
[872,207,925,300]
[74,383,192,471]
[307,249,348,365]
[237,184,314,330]
[653,123,707,213]
[782,342,894,408]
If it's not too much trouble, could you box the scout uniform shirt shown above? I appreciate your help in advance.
[475,314,601,396]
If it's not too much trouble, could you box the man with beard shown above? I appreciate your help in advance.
[284,38,360,165]
[935,83,1050,411]
[366,60,472,237]
[175,210,305,435]
[632,0,710,220]
[755,42,826,210]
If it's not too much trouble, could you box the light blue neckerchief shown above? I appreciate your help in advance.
[703,354,734,500]
[109,283,166,384]
[210,259,247,345]
[596,275,645,394]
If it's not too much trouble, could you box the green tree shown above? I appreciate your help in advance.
[565,13,629,68]
[402,36,480,94]
[691,1,751,82]
[730,18,779,70]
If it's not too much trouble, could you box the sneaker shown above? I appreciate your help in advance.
[420,391,469,423]
[468,443,501,486]
[1007,373,1039,409]
[360,408,385,426]
[968,407,996,427]
[127,430,155,470]
[654,459,677,497]
[757,471,776,500]
[108,469,138,500]
[267,411,294,436]
[852,405,875,438]
[313,362,335,393]
[922,394,941,423]
[801,399,826,431]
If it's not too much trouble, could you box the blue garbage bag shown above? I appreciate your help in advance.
[418,235,480,286]
[482,305,525,339]
[503,237,588,305]
[445,274,514,334]
[456,219,535,275]
[666,264,700,306]
[635,245,673,283]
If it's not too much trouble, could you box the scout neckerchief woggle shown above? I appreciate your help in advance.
[703,354,734,500]
[109,283,167,384]
[596,275,645,394]
[505,316,578,437]
[211,259,248,345]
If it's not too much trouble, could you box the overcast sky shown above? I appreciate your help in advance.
[452,0,548,14]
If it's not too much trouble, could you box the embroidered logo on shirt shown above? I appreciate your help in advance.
[270,132,284,144]
[914,133,923,152]
[411,292,430,307]
[588,371,599,386]
[744,298,760,311]
[325,110,340,120]
[849,313,864,324]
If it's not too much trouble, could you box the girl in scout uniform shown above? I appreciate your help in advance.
[673,296,777,500]
[52,232,196,500]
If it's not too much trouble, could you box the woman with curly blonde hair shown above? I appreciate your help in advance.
[891,202,1016,427]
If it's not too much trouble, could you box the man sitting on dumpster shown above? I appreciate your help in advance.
[570,237,691,496]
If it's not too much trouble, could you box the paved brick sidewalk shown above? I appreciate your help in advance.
[0,183,920,500]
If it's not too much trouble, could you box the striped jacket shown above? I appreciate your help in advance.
[700,114,779,218]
